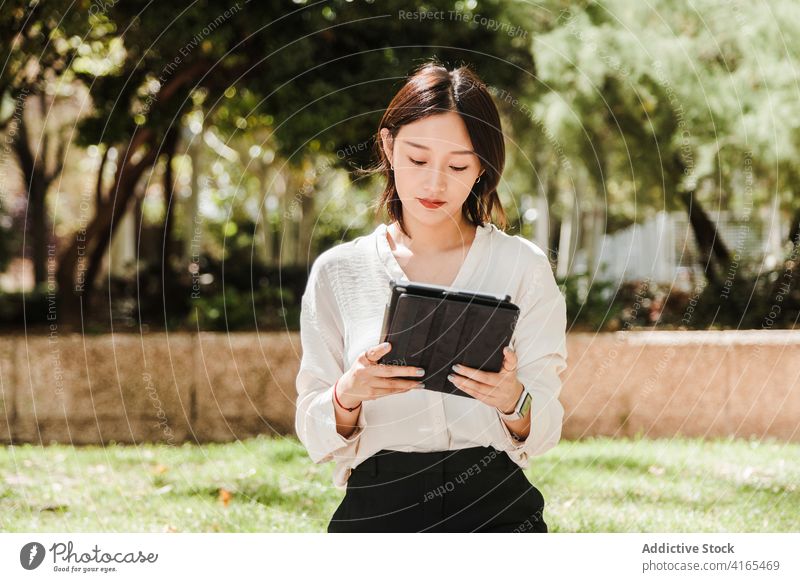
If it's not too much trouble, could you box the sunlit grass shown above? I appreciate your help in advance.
[1,435,797,532]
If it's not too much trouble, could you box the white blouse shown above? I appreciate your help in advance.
[295,221,568,489]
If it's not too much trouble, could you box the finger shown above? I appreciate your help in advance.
[360,342,392,365]
[372,364,426,378]
[447,372,494,396]
[502,346,518,371]
[450,363,495,385]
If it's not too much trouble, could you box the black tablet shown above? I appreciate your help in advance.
[377,279,520,398]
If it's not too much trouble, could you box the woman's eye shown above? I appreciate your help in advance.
[408,157,468,172]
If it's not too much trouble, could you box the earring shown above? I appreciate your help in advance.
[476,174,482,183]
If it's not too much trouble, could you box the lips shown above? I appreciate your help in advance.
[418,197,446,208]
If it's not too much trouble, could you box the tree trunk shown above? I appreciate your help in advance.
[10,96,63,288]
[772,204,800,300]
[28,178,47,287]
[55,129,156,324]
[788,206,800,249]
[54,58,214,326]
[545,165,561,267]
[258,163,273,266]
[84,148,157,306]
[183,125,201,266]
[534,168,550,254]
[299,158,316,261]
[679,189,731,285]
[549,219,562,266]
[556,191,577,280]
[162,128,179,276]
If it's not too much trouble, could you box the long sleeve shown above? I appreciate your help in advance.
[497,249,568,466]
[295,258,366,464]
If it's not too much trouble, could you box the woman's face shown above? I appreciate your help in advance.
[381,112,484,229]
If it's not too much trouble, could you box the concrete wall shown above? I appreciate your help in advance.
[561,331,800,441]
[1,331,798,445]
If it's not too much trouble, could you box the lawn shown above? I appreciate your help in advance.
[1,436,797,532]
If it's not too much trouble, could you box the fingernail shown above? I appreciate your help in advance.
[416,382,425,388]
[416,369,425,376]
[451,364,461,371]
[447,374,454,382]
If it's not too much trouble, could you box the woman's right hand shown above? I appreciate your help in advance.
[335,341,426,410]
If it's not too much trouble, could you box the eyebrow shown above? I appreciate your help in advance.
[401,140,476,156]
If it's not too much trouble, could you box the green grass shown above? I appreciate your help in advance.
[1,436,798,532]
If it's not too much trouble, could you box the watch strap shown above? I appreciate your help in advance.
[497,386,530,421]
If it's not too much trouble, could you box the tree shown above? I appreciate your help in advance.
[49,0,535,323]
[1,1,89,287]
[10,91,69,286]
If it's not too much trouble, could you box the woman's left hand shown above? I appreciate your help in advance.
[447,346,523,414]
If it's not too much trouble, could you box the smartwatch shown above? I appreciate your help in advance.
[497,386,532,421]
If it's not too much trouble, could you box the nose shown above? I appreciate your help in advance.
[424,166,447,194]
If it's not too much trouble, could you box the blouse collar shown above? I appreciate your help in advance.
[373,221,493,289]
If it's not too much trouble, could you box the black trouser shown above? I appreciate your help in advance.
[327,446,547,533]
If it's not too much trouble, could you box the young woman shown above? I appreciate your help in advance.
[295,60,567,533]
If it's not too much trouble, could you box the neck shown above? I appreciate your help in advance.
[393,213,478,254]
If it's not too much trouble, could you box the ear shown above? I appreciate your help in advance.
[380,127,394,166]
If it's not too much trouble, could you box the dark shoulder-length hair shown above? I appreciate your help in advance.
[367,59,508,238]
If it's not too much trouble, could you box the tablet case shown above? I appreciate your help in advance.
[377,279,520,398]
